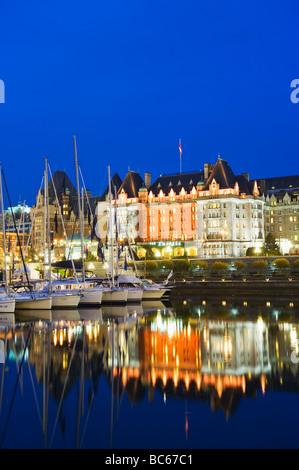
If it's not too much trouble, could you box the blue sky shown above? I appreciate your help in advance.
[0,0,299,206]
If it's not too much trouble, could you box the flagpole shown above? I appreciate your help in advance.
[179,139,182,174]
[74,136,85,282]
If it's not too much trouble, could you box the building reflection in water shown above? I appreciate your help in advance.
[1,296,299,446]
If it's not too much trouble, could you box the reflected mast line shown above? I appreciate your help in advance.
[0,324,32,449]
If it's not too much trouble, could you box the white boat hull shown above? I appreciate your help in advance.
[0,298,15,313]
[15,297,52,310]
[102,289,128,304]
[142,289,167,300]
[51,294,81,309]
[79,289,103,306]
[126,288,143,302]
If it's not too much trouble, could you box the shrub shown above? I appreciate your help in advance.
[272,258,290,270]
[210,261,229,275]
[145,260,158,271]
[246,247,258,256]
[251,260,268,272]
[234,261,247,271]
[174,259,191,272]
[293,259,299,268]
[160,259,174,270]
[193,260,208,270]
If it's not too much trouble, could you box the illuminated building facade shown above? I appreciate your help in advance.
[97,158,265,258]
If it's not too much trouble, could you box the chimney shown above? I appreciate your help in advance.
[242,173,249,181]
[145,172,151,189]
[204,163,210,182]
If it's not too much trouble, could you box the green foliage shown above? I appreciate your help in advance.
[293,259,299,268]
[251,260,268,272]
[234,260,247,271]
[174,259,191,271]
[160,258,174,270]
[193,260,208,270]
[145,260,158,271]
[211,261,229,271]
[246,247,259,256]
[272,258,290,270]
[263,233,280,255]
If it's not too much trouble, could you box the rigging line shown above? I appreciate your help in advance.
[47,163,79,284]
[21,329,42,427]
[23,175,44,259]
[0,324,32,449]
[65,215,78,262]
[0,328,8,419]
[11,200,25,255]
[48,334,79,449]
[79,391,94,449]
[2,169,32,294]
[79,166,93,219]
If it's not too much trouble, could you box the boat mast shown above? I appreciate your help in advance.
[45,157,52,293]
[108,165,114,288]
[74,136,85,282]
[0,163,8,294]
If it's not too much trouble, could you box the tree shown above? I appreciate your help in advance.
[263,233,280,255]
[293,259,299,269]
[251,259,268,274]
[160,259,174,270]
[234,260,247,271]
[145,260,158,271]
[272,258,290,272]
[174,259,191,272]
[193,260,208,270]
[211,261,230,276]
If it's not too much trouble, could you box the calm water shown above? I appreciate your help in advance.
[1,294,299,449]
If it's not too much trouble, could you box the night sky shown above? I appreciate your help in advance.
[0,0,299,206]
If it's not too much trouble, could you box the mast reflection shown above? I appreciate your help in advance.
[1,298,299,447]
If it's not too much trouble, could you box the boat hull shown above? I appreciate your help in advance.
[142,289,167,300]
[15,297,52,310]
[0,298,15,313]
[102,289,128,304]
[79,289,103,306]
[51,294,81,309]
[126,288,143,302]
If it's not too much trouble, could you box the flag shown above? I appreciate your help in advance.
[88,209,91,227]
[91,215,101,242]
[54,211,58,233]
[50,230,54,250]
[97,242,104,262]
[179,139,182,155]
[124,254,128,271]
[105,234,108,249]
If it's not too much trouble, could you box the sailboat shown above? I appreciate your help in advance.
[101,166,128,304]
[0,164,15,312]
[47,137,104,307]
[42,157,81,309]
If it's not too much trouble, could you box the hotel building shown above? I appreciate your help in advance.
[98,157,265,258]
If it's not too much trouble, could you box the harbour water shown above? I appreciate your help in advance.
[1,294,299,449]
